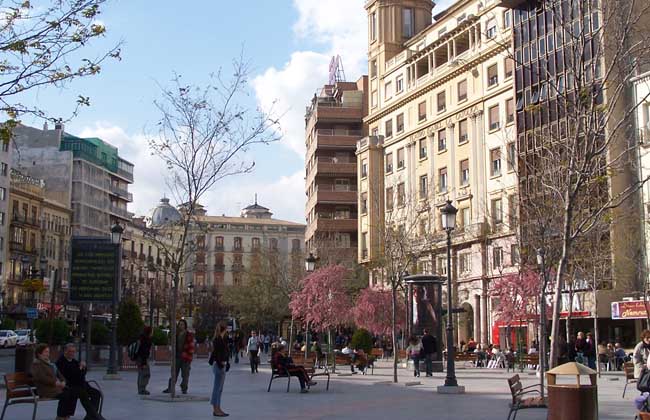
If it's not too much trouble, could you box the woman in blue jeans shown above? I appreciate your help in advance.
[210,322,230,417]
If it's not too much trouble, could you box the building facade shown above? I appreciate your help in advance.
[12,123,134,237]
[305,77,367,265]
[358,0,518,346]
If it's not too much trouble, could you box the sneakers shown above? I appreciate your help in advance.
[308,381,317,386]
[162,389,170,394]
[182,389,188,394]
[300,388,309,393]
[138,390,150,395]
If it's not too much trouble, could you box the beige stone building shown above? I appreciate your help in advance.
[358,0,517,345]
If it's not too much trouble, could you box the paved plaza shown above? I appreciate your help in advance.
[1,355,640,420]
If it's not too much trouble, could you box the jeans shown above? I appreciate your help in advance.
[168,358,191,392]
[412,355,421,376]
[424,353,433,375]
[249,350,259,373]
[137,362,151,393]
[210,364,226,406]
[264,342,270,353]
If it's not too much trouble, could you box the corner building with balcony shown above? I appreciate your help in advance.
[358,0,518,347]
[305,78,367,265]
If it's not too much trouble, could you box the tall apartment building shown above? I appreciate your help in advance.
[304,77,367,264]
[499,0,649,345]
[358,0,517,346]
[0,138,11,300]
[12,124,134,237]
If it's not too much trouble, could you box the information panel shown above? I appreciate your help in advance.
[69,238,118,303]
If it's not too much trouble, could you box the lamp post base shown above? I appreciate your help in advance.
[437,385,466,394]
[103,373,122,381]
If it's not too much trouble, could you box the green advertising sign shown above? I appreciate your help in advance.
[69,238,118,303]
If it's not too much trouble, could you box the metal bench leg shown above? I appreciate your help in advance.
[623,381,628,398]
[326,374,330,391]
[0,399,8,420]
[267,376,273,392]
[286,376,291,392]
[32,400,38,420]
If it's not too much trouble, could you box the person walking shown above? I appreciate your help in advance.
[209,322,230,417]
[406,335,423,377]
[163,319,195,394]
[246,331,260,374]
[136,326,154,395]
[421,329,437,377]
[264,333,271,354]
[633,330,650,378]
[55,343,104,420]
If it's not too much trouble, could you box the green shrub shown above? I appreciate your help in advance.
[117,299,144,345]
[90,321,110,345]
[34,319,70,345]
[351,328,373,354]
[0,318,16,330]
[195,329,209,344]
[152,327,168,346]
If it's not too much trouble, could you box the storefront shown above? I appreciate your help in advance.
[610,300,649,347]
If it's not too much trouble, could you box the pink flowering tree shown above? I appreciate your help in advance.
[353,288,405,336]
[289,265,352,332]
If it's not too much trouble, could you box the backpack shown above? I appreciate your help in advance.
[128,340,140,361]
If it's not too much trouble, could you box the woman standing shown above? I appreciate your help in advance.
[210,322,230,417]
[633,330,650,378]
[406,335,423,377]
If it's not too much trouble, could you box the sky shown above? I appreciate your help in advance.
[25,0,455,224]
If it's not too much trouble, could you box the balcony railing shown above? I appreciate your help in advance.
[316,129,363,137]
[109,205,134,220]
[12,214,40,227]
[109,184,133,201]
[315,184,358,192]
[214,264,225,272]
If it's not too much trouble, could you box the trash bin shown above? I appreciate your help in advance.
[15,345,34,373]
[546,362,598,420]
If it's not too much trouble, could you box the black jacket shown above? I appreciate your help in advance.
[56,355,86,387]
[210,335,229,368]
[421,334,438,355]
[137,334,153,363]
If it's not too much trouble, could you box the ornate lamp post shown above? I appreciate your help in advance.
[302,253,318,358]
[106,221,123,378]
[187,282,194,319]
[438,200,464,393]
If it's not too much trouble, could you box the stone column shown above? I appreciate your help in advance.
[473,294,481,343]
[481,291,489,346]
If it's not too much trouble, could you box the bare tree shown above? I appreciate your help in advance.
[145,57,280,398]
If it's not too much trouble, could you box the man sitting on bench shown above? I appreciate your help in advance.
[272,344,316,393]
[56,343,103,420]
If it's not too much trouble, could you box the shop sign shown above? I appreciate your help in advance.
[611,300,650,320]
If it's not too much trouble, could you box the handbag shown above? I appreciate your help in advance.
[639,369,650,393]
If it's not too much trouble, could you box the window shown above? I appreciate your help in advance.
[438,129,447,151]
[385,119,393,137]
[457,79,467,102]
[439,167,447,192]
[385,81,393,99]
[335,233,351,248]
[269,238,278,250]
[490,148,502,176]
[503,10,512,29]
[0,163,6,176]
[460,159,470,186]
[419,138,427,159]
[506,98,515,124]
[419,175,428,199]
[215,236,224,250]
[334,178,350,191]
[386,187,394,210]
[0,212,4,226]
[510,244,520,265]
[460,207,471,228]
[335,207,350,219]
[372,127,379,136]
[371,90,378,108]
[491,198,503,224]
[396,113,404,132]
[403,7,414,38]
[489,105,500,131]
[0,187,5,201]
[438,256,447,276]
[397,183,405,206]
[486,19,497,39]
[493,247,503,269]
[292,239,301,251]
[371,59,378,78]
[233,237,242,251]
[418,101,427,121]
[418,219,427,236]
[458,119,468,143]
[361,233,368,259]
[361,193,368,214]
[252,237,260,250]
[507,143,516,171]
[508,194,517,225]
[1,142,8,152]
[361,159,368,178]
[385,153,393,173]
[396,76,404,93]
[459,253,472,273]
[437,91,446,113]
[397,148,405,169]
[505,58,514,79]
[370,11,377,41]
[487,64,498,87]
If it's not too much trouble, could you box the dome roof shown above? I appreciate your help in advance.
[151,197,181,226]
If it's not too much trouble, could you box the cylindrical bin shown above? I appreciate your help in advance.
[15,345,34,373]
[546,362,598,420]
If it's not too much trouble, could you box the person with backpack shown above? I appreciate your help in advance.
[133,326,153,395]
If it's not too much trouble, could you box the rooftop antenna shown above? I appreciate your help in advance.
[328,55,346,85]
[254,193,258,205]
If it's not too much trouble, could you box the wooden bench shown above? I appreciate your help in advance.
[1,372,104,420]
[291,354,330,390]
[121,348,138,371]
[371,348,384,360]
[267,362,292,393]
[507,374,546,420]
[455,353,478,367]
[520,354,539,370]
[623,361,636,398]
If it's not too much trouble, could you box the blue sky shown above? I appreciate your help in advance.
[25,0,454,223]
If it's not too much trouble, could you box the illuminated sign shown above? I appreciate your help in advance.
[611,300,650,320]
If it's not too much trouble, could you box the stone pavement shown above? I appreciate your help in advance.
[0,355,640,420]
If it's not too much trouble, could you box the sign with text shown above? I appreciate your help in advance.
[69,238,118,303]
[611,300,650,320]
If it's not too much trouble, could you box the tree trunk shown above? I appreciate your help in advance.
[170,278,178,399]
[593,282,600,377]
[391,283,398,383]
[566,283,574,344]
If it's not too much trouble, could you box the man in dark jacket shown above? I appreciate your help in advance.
[136,326,154,395]
[421,329,438,377]
[56,343,104,420]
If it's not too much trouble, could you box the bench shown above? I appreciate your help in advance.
[267,363,292,393]
[623,361,636,398]
[1,372,104,420]
[455,353,478,367]
[291,354,330,390]
[334,353,371,374]
[520,354,539,370]
[507,374,546,420]
[371,348,384,360]
[121,348,138,371]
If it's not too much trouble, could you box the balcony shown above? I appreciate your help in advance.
[312,129,363,150]
[109,184,133,202]
[313,216,357,232]
[214,264,225,272]
[305,101,363,124]
[109,204,134,220]
[231,263,244,272]
[12,214,40,228]
[495,0,527,7]
[313,156,357,177]
[307,185,358,210]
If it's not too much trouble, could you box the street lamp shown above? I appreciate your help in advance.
[147,262,157,327]
[536,248,548,399]
[440,200,463,392]
[305,253,317,273]
[107,221,123,377]
[187,282,194,318]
